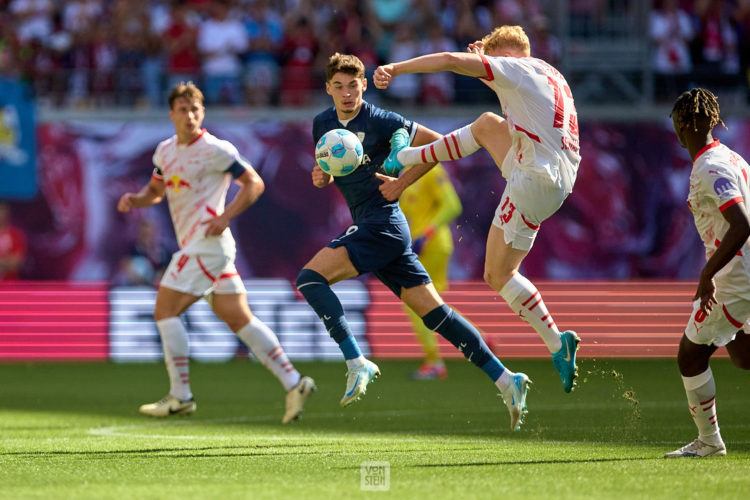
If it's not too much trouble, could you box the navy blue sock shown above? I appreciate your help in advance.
[296,268,361,360]
[422,304,505,381]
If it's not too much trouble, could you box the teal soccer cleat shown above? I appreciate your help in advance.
[340,359,381,407]
[382,128,409,176]
[501,373,531,431]
[552,331,580,393]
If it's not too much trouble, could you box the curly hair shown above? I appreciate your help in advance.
[482,25,531,56]
[670,88,726,133]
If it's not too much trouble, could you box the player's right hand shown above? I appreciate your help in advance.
[312,165,332,188]
[117,193,135,213]
[467,40,484,55]
[373,65,394,89]
[375,172,406,201]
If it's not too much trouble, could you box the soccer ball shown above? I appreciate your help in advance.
[315,129,363,177]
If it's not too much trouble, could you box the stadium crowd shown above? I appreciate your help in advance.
[1,0,748,108]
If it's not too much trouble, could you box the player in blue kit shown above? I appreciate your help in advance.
[296,53,532,431]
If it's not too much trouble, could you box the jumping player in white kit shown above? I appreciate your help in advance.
[117,82,315,423]
[665,88,750,458]
[373,25,580,393]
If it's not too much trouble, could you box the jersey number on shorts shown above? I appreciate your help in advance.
[547,76,578,137]
[332,225,359,242]
[499,197,515,225]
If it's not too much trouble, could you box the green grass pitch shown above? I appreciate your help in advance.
[1,358,749,499]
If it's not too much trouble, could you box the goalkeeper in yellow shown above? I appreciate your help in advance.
[399,163,463,379]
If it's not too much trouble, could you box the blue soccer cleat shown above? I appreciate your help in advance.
[552,330,580,393]
[501,373,531,431]
[340,359,380,407]
[382,128,409,176]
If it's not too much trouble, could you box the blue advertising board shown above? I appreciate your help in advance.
[0,79,36,199]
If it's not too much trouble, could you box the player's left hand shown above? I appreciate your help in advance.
[201,213,230,237]
[375,172,406,201]
[374,65,394,89]
[694,272,717,315]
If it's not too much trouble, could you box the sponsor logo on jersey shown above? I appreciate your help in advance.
[713,177,734,197]
[166,175,191,192]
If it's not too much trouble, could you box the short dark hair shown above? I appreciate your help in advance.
[670,88,726,133]
[325,53,365,82]
[168,81,204,109]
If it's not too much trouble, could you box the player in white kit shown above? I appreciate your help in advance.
[665,88,750,458]
[117,82,315,423]
[373,25,580,393]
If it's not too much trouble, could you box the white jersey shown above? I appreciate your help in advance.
[688,140,750,300]
[481,55,581,193]
[152,129,246,254]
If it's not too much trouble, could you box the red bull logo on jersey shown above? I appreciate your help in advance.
[166,175,191,192]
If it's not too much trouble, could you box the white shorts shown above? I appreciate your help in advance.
[492,166,567,251]
[160,248,246,296]
[684,295,750,347]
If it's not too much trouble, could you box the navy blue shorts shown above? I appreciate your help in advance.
[328,221,431,297]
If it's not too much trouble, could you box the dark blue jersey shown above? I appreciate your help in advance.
[313,101,417,224]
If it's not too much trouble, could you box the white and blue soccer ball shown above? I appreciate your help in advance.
[315,129,363,177]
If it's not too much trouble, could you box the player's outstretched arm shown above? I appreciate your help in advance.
[374,52,487,89]
[311,164,333,188]
[695,202,750,314]
[117,178,165,213]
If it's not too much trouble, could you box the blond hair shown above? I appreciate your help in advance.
[168,81,205,109]
[482,25,531,56]
[325,53,366,82]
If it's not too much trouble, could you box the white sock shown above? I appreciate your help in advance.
[345,355,366,370]
[682,367,723,446]
[236,317,301,391]
[157,317,192,401]
[500,273,562,353]
[397,124,480,165]
[494,367,514,392]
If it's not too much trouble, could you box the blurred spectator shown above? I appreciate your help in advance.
[163,2,201,92]
[9,0,53,44]
[0,13,21,77]
[90,24,117,106]
[693,0,741,81]
[278,15,318,106]
[112,218,170,287]
[650,0,694,101]
[112,0,151,106]
[733,0,750,101]
[419,23,457,106]
[383,22,420,105]
[0,202,28,281]
[197,1,248,105]
[243,0,284,106]
[528,15,561,68]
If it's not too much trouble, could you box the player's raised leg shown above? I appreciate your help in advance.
[139,286,201,417]
[210,289,315,424]
[402,283,531,431]
[296,246,380,407]
[665,335,725,457]
[485,223,579,392]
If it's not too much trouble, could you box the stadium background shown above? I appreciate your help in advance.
[2,0,750,362]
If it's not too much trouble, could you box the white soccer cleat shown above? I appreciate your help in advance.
[340,359,380,407]
[664,439,726,458]
[139,394,196,417]
[500,373,531,431]
[282,376,317,424]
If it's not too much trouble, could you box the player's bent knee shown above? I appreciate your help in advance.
[296,268,328,290]
[730,355,750,370]
[483,269,511,292]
